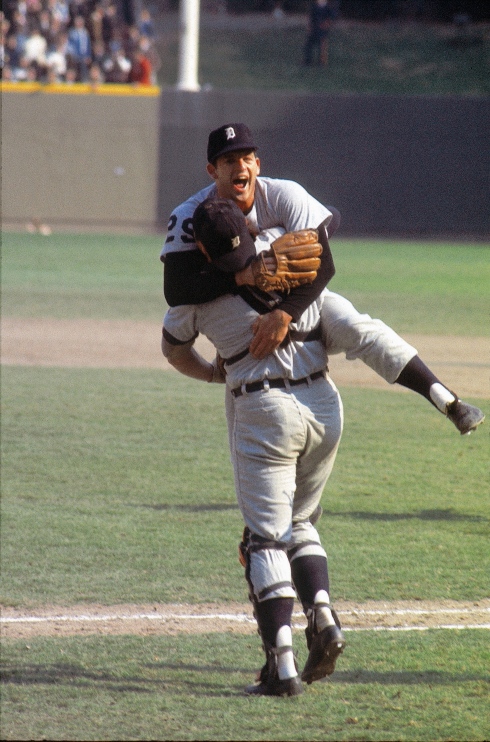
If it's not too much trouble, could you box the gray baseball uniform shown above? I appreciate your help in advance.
[163,295,343,604]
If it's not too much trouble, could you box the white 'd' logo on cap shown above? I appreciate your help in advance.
[225,127,236,140]
[231,236,240,249]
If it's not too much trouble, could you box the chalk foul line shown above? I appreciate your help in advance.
[2,605,490,633]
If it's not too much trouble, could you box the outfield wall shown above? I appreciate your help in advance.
[1,84,161,234]
[2,85,489,237]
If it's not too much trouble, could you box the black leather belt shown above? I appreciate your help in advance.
[231,370,326,398]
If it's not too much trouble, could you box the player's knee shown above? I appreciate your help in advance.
[244,532,296,602]
[288,520,327,563]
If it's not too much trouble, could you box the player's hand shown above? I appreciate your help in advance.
[249,309,292,359]
[235,256,276,286]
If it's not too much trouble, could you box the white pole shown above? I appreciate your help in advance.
[176,0,201,91]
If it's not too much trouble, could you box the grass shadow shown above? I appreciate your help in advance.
[322,508,488,523]
[130,503,239,512]
[0,662,152,693]
[3,662,488,698]
[0,661,249,698]
[331,669,490,685]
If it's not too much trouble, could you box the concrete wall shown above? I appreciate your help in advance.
[157,90,490,238]
[2,88,160,232]
[2,86,489,237]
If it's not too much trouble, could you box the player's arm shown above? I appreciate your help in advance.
[161,330,215,382]
[275,222,334,321]
[249,220,334,358]
[162,202,238,306]
[163,250,237,307]
[161,316,225,383]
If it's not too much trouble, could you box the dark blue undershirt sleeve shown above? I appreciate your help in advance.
[163,250,237,307]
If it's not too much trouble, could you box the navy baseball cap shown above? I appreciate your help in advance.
[207,123,257,164]
[193,198,256,272]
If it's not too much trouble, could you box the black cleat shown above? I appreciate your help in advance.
[245,650,304,697]
[446,399,485,435]
[245,673,304,697]
[301,606,345,684]
[301,624,345,684]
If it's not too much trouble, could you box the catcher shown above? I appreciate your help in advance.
[162,196,346,697]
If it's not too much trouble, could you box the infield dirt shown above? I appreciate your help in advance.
[2,317,489,398]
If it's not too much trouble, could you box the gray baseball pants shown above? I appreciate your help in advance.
[230,374,343,602]
[320,290,418,382]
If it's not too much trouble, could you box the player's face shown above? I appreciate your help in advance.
[206,150,260,213]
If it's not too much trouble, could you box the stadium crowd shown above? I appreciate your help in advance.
[1,0,160,85]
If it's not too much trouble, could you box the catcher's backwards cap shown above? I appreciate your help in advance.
[207,123,257,164]
[193,198,256,272]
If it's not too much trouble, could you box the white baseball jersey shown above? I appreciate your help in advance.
[161,177,332,258]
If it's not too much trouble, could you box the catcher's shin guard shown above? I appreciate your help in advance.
[238,526,255,609]
[238,528,299,690]
[238,528,294,605]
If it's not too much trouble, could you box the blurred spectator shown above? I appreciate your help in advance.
[88,4,104,45]
[24,25,47,63]
[26,0,44,29]
[65,65,78,83]
[92,38,111,69]
[45,34,68,80]
[69,0,90,26]
[3,2,18,24]
[2,64,14,79]
[23,25,47,78]
[49,0,70,28]
[102,3,118,46]
[38,9,52,38]
[4,34,23,73]
[1,12,11,40]
[137,8,154,39]
[303,0,335,67]
[88,60,104,86]
[139,33,160,84]
[67,14,91,80]
[2,1,159,86]
[46,15,65,48]
[128,44,151,85]
[104,44,131,82]
[124,23,141,55]
[1,16,10,70]
[10,9,29,47]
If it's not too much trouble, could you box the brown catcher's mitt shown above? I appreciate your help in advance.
[251,229,322,293]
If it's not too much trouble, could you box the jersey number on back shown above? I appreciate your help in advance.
[165,215,195,244]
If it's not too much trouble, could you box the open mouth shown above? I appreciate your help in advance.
[233,176,248,192]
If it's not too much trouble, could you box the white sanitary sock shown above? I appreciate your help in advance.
[429,383,456,413]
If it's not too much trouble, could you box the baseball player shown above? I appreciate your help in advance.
[162,197,346,697]
[161,122,485,436]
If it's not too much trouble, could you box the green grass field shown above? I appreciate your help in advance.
[1,232,489,740]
